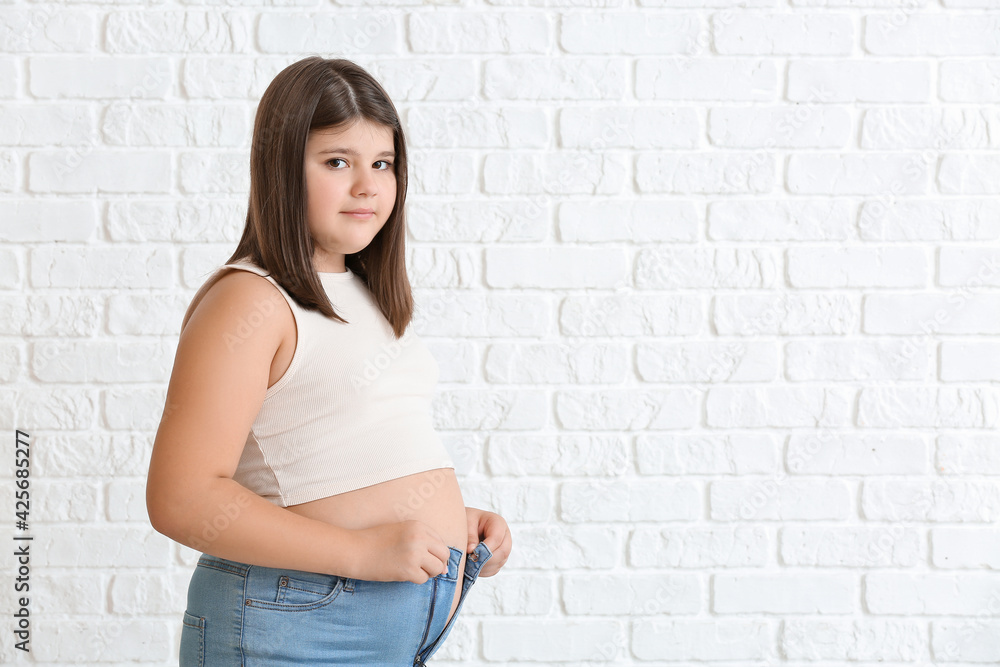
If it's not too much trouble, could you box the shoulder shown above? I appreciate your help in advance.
[180,266,294,350]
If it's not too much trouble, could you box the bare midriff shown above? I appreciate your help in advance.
[266,296,468,632]
[284,472,468,631]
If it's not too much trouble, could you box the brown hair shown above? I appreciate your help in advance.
[181,56,413,338]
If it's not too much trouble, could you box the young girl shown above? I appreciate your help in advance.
[145,56,511,665]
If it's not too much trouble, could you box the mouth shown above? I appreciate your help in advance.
[342,209,375,218]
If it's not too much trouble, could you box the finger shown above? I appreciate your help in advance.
[466,508,481,552]
[482,515,509,555]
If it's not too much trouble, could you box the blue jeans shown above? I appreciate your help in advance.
[179,541,493,666]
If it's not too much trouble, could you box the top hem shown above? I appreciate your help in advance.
[274,457,457,508]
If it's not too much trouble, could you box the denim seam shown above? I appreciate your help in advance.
[245,579,345,612]
[197,558,249,577]
[413,576,437,662]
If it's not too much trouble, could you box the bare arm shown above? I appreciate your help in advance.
[145,271,362,577]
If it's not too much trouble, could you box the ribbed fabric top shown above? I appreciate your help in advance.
[220,259,454,507]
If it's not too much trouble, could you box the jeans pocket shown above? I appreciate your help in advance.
[179,610,205,667]
[247,572,347,611]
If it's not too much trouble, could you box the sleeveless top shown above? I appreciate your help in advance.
[219,259,455,507]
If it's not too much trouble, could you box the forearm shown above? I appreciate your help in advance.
[149,477,359,578]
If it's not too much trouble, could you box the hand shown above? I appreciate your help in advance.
[464,506,511,577]
[349,520,451,584]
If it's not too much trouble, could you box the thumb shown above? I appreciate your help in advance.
[466,511,481,553]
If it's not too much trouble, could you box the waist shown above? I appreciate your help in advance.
[284,467,467,548]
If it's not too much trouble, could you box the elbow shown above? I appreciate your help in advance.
[145,477,183,540]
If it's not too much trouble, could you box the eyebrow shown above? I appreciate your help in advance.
[318,147,396,158]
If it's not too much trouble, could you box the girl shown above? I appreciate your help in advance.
[145,56,511,665]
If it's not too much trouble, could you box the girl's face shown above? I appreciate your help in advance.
[303,119,397,273]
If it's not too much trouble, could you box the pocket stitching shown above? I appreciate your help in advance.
[247,577,346,612]
[181,611,205,667]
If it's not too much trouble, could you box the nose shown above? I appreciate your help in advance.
[352,167,378,198]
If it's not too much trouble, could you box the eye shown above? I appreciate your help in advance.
[375,160,394,170]
[326,158,346,168]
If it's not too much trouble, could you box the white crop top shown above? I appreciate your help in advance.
[220,259,455,507]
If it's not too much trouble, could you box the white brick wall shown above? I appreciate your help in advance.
[1,2,999,665]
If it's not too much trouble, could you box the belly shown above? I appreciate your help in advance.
[284,468,468,632]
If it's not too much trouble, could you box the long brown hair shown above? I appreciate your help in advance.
[181,56,413,338]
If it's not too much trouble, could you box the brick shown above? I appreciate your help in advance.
[862,479,1000,521]
[0,9,96,51]
[931,527,1000,568]
[628,525,769,567]
[858,387,1000,428]
[106,10,252,53]
[636,246,780,288]
[936,434,1000,474]
[559,199,699,242]
[556,388,700,430]
[867,572,1000,614]
[711,478,852,520]
[485,57,627,100]
[483,151,627,195]
[864,294,1000,335]
[406,106,547,148]
[636,58,778,100]
[636,433,778,474]
[788,246,927,287]
[30,245,172,289]
[560,479,700,522]
[638,340,778,383]
[865,14,1000,55]
[102,103,247,146]
[782,619,926,661]
[258,13,397,54]
[29,150,170,194]
[786,433,929,474]
[788,60,929,102]
[709,199,852,240]
[563,572,700,614]
[715,13,853,55]
[781,525,922,567]
[0,199,97,242]
[786,340,932,382]
[709,104,851,148]
[706,386,852,428]
[483,619,625,661]
[560,293,703,336]
[636,152,775,193]
[712,292,860,336]
[410,12,549,53]
[485,342,627,383]
[714,572,856,613]
[561,106,699,149]
[858,199,1000,241]
[0,104,92,145]
[484,247,628,288]
[941,59,1000,102]
[432,388,546,430]
[633,619,771,661]
[29,56,171,98]
[487,434,629,476]
[562,12,698,54]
